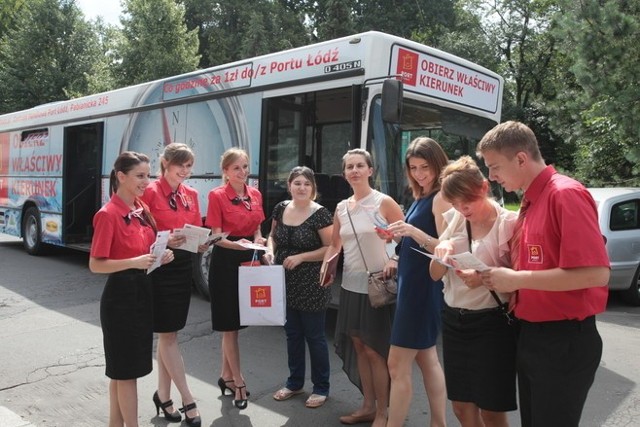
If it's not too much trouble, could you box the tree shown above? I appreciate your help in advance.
[183,0,309,68]
[0,0,26,38]
[551,0,640,186]
[0,0,99,113]
[116,0,200,86]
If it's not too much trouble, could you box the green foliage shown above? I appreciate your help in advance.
[116,0,200,86]
[0,0,98,113]
[0,0,27,37]
[551,0,640,186]
[183,0,309,68]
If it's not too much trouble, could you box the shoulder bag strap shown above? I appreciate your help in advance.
[466,220,505,309]
[346,204,371,274]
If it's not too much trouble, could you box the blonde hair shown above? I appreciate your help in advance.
[440,156,487,203]
[220,148,249,183]
[159,143,194,175]
[405,137,449,198]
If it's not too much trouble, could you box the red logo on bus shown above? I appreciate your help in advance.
[396,48,419,86]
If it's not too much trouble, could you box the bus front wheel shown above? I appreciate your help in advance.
[192,248,212,300]
[22,207,45,255]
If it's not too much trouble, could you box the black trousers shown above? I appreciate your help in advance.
[517,316,602,427]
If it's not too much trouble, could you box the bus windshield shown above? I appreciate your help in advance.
[368,96,499,210]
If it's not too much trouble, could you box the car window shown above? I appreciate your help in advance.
[610,200,640,231]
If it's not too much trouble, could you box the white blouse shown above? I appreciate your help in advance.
[439,200,517,309]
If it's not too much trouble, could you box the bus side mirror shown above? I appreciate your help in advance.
[381,79,403,123]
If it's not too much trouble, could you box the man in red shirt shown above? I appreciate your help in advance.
[476,121,610,427]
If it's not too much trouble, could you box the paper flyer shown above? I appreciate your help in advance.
[411,247,489,271]
[147,230,170,274]
[173,224,211,253]
[236,241,268,251]
[411,247,455,268]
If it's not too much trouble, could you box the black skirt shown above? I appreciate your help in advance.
[150,249,193,332]
[100,269,153,380]
[334,288,395,392]
[208,237,257,331]
[442,304,518,411]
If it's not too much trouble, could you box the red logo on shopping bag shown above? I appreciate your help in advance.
[250,286,272,307]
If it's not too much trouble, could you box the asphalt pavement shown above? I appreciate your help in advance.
[1,234,639,426]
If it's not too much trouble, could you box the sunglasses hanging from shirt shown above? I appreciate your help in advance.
[169,190,190,211]
[231,195,252,211]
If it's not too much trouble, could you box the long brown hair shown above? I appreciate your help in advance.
[404,137,449,198]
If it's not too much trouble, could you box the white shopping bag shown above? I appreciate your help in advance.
[238,265,286,326]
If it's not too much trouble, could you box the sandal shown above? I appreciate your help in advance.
[273,387,304,401]
[305,394,327,408]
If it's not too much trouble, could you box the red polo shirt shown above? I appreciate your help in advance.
[205,183,265,236]
[90,194,156,260]
[141,177,202,231]
[515,166,610,322]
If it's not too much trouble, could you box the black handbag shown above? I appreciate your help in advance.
[346,206,397,308]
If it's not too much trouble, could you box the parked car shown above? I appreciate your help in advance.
[588,188,640,305]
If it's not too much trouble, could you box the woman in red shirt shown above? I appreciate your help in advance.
[89,152,173,427]
[206,148,266,410]
[141,143,204,426]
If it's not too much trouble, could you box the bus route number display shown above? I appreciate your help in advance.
[324,60,362,73]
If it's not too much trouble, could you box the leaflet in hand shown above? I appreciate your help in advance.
[411,247,455,268]
[206,232,228,246]
[411,248,489,271]
[448,252,489,271]
[235,241,268,251]
[148,230,170,274]
[173,224,212,253]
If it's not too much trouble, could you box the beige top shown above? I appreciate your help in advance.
[440,200,517,309]
[337,190,390,294]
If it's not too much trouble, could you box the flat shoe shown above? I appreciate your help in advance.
[339,412,376,425]
[305,394,327,408]
[273,387,304,401]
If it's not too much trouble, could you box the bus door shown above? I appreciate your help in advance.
[261,96,308,220]
[63,122,103,246]
[260,87,355,219]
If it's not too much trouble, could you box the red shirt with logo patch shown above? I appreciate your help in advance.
[515,166,610,322]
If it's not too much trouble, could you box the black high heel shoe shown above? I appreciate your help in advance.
[233,385,248,410]
[152,391,181,422]
[180,402,202,427]
[218,377,250,397]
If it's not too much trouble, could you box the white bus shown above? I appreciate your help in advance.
[0,31,503,296]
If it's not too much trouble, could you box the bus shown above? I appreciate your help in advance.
[0,31,503,297]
